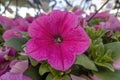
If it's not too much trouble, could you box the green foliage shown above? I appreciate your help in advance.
[86,27,108,40]
[75,54,98,71]
[88,37,114,71]
[39,62,71,80]
[0,25,4,45]
[4,37,27,51]
[111,31,120,41]
[88,18,105,26]
[94,70,120,80]
[105,42,120,60]
[24,65,42,80]
[29,58,39,66]
[39,62,50,76]
[46,73,54,80]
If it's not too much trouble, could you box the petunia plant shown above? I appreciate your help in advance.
[0,10,120,80]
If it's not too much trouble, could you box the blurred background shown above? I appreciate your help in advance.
[0,0,119,18]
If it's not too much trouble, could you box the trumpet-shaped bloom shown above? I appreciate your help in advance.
[26,10,90,71]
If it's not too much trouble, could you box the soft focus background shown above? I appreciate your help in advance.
[0,0,119,18]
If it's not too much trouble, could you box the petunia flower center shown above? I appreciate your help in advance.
[56,37,63,43]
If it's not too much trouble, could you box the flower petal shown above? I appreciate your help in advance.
[2,29,22,41]
[50,10,78,36]
[48,45,76,71]
[0,72,32,80]
[26,39,53,61]
[63,26,90,55]
[28,17,53,39]
[10,60,28,73]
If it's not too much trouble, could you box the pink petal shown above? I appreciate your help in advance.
[2,29,22,41]
[10,60,28,73]
[48,10,77,36]
[71,74,86,80]
[113,57,120,70]
[48,45,76,71]
[87,11,110,20]
[91,75,101,80]
[28,17,53,39]
[0,72,32,80]
[26,39,53,61]
[63,26,90,55]
[0,15,15,30]
[14,18,29,31]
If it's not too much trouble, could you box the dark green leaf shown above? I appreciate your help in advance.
[29,58,39,66]
[94,70,120,80]
[75,54,98,71]
[46,73,54,80]
[24,65,42,80]
[105,42,120,60]
[4,37,27,51]
[39,62,50,76]
[61,75,71,80]
[95,62,114,72]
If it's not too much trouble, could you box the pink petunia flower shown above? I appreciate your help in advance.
[26,10,90,71]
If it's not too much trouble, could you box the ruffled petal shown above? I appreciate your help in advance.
[26,39,53,61]
[28,17,53,39]
[48,45,76,71]
[0,72,32,80]
[10,60,28,73]
[63,26,90,55]
[2,29,22,41]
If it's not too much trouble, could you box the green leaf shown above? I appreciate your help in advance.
[94,70,120,80]
[0,25,4,35]
[4,37,27,51]
[61,75,71,80]
[46,73,54,80]
[48,66,61,76]
[105,42,120,60]
[18,56,28,60]
[29,58,39,66]
[39,62,50,76]
[95,62,114,72]
[88,18,105,26]
[24,65,42,80]
[75,54,98,71]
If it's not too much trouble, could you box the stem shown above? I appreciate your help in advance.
[87,0,109,22]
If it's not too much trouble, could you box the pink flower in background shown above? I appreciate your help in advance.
[10,60,28,73]
[2,29,22,41]
[94,15,120,31]
[25,16,34,23]
[0,16,32,41]
[91,75,101,80]
[26,10,90,71]
[70,74,88,80]
[0,58,30,80]
[0,15,15,30]
[0,72,32,80]
[86,11,110,20]
[113,57,120,70]
[0,47,15,76]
